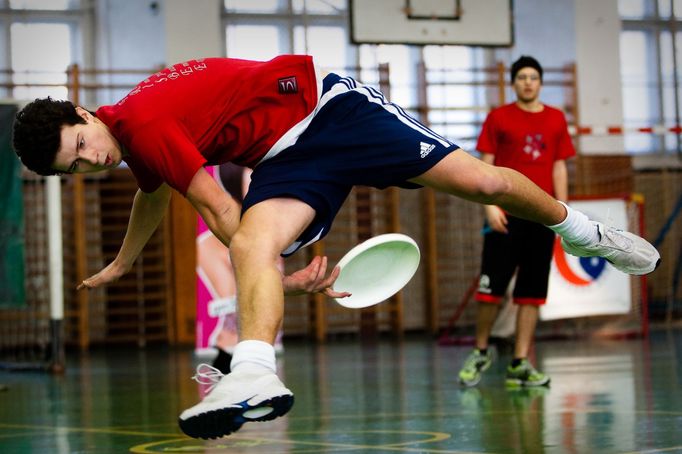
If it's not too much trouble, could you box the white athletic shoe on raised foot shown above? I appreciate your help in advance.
[178,364,294,440]
[561,221,660,275]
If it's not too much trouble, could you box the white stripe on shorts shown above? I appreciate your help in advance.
[258,72,452,165]
[360,84,452,147]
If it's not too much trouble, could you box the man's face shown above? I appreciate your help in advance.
[52,107,124,174]
[513,67,542,103]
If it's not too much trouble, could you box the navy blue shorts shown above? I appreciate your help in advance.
[243,73,460,256]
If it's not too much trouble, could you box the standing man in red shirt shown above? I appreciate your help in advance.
[458,56,575,388]
[12,55,658,439]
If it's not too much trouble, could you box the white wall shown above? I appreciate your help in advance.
[95,0,223,68]
[574,0,625,154]
[165,0,223,65]
[95,0,165,70]
[511,0,576,68]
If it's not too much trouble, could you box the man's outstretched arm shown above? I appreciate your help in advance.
[78,182,172,289]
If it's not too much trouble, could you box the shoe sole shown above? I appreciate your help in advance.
[562,238,661,276]
[505,377,551,388]
[178,394,294,440]
[603,256,661,276]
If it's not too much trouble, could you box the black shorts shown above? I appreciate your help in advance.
[243,73,459,257]
[475,216,556,306]
[217,162,246,204]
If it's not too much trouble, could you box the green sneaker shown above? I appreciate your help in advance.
[505,359,550,388]
[458,349,492,387]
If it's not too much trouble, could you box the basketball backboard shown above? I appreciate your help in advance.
[350,0,513,47]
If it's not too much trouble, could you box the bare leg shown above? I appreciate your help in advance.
[180,199,305,440]
[514,305,539,359]
[475,302,500,350]
[229,198,316,344]
[410,150,566,226]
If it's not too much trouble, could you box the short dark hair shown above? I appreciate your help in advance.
[510,55,543,83]
[12,97,85,176]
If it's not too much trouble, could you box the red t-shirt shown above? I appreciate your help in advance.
[96,56,318,194]
[476,103,575,196]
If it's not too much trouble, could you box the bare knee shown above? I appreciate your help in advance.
[229,228,279,266]
[229,229,260,265]
[228,229,249,263]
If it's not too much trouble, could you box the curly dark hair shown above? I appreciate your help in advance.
[12,97,85,176]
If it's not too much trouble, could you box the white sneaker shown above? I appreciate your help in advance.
[178,364,294,439]
[561,221,660,275]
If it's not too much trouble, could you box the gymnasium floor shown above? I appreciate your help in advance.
[1,329,681,453]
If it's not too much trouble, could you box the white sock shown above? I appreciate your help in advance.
[230,340,276,374]
[547,201,599,246]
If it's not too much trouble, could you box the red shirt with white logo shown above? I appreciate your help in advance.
[96,56,318,194]
[476,103,575,196]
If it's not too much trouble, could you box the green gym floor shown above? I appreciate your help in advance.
[1,329,681,453]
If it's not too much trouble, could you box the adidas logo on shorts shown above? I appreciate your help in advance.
[420,142,435,158]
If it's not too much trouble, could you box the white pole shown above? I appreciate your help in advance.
[46,175,65,372]
[46,175,63,321]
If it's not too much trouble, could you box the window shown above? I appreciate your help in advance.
[225,0,283,13]
[10,0,72,9]
[358,44,418,110]
[294,25,347,69]
[11,23,71,100]
[221,0,484,151]
[226,25,282,60]
[292,0,346,15]
[0,0,86,100]
[422,45,482,151]
[619,0,682,155]
[223,0,352,65]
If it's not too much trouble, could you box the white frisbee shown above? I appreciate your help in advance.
[333,233,420,309]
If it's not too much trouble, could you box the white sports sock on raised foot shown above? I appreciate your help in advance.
[230,340,276,374]
[547,201,599,246]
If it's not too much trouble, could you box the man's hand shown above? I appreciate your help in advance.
[282,255,352,299]
[485,205,509,233]
[77,261,129,290]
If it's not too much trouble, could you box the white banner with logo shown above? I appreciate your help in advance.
[541,199,631,321]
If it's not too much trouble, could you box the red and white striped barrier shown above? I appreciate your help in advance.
[568,125,682,136]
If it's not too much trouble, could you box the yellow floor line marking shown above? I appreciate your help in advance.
[130,430,481,454]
